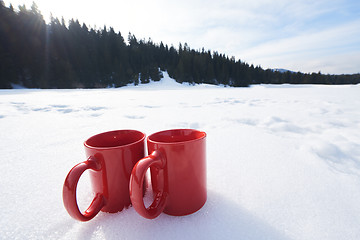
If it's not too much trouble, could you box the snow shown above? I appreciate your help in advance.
[271,68,294,73]
[1,73,360,239]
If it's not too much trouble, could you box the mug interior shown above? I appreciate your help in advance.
[148,129,206,144]
[85,130,145,148]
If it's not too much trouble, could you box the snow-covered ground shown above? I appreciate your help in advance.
[1,73,360,239]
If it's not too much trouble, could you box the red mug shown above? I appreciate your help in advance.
[130,129,207,219]
[63,130,146,221]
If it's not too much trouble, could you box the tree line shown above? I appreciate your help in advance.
[1,1,359,89]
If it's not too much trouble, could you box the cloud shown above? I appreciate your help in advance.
[239,19,360,73]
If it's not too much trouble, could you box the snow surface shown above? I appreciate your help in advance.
[1,73,360,239]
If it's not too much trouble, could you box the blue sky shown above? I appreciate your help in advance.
[4,0,360,74]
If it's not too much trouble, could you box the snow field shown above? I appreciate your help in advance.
[1,74,360,239]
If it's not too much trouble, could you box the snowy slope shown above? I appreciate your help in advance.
[272,68,294,73]
[1,73,360,239]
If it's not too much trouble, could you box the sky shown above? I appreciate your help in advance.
[4,0,360,74]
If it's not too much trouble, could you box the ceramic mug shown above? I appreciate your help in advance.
[130,129,207,219]
[63,130,146,221]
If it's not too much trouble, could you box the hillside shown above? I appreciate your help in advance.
[1,2,359,89]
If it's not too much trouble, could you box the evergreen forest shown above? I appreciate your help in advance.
[1,2,359,89]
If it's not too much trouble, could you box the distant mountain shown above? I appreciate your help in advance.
[272,68,294,73]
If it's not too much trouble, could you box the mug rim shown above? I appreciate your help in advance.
[84,129,146,149]
[147,129,206,145]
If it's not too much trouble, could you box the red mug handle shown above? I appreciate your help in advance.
[130,150,167,219]
[63,156,106,221]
